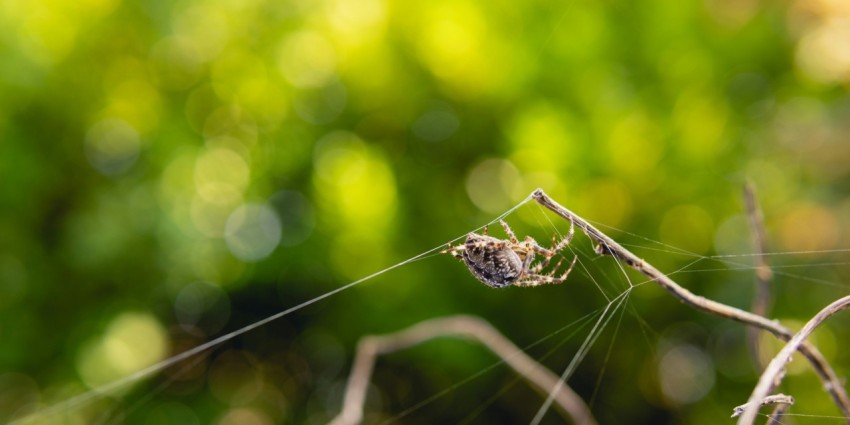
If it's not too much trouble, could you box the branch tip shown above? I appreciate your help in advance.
[731,394,795,418]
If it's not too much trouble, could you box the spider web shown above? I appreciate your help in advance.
[14,192,850,425]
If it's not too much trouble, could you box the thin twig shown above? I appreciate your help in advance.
[737,295,850,425]
[766,401,792,425]
[329,315,597,425]
[731,394,795,418]
[530,188,850,419]
[743,182,773,368]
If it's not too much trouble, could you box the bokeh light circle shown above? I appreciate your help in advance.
[175,281,231,334]
[657,344,715,406]
[194,147,250,205]
[84,118,141,176]
[76,312,169,389]
[277,31,337,89]
[224,203,282,262]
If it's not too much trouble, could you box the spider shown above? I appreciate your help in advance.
[442,219,577,288]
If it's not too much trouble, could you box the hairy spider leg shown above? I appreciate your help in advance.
[513,236,556,279]
[441,242,466,260]
[499,219,519,244]
[549,255,578,280]
[514,256,577,287]
[518,219,578,286]
[547,222,578,280]
[441,234,510,261]
[528,219,576,272]
[528,253,559,275]
[553,218,576,253]
[515,277,556,287]
[560,255,578,279]
[513,273,564,287]
[549,219,577,278]
[517,239,537,279]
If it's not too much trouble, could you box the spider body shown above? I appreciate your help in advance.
[443,220,577,288]
[461,233,525,288]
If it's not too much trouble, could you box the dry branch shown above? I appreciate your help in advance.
[737,295,850,425]
[329,315,597,425]
[530,188,850,419]
[764,402,792,425]
[743,182,774,368]
[731,394,794,419]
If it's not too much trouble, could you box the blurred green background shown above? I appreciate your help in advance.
[2,0,850,423]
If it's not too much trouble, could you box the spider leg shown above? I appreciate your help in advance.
[526,219,576,270]
[546,254,578,278]
[528,236,556,270]
[531,220,575,257]
[513,274,564,287]
[475,239,508,250]
[529,255,561,275]
[440,243,466,261]
[443,234,510,259]
[519,248,535,279]
[552,218,575,254]
[557,255,578,280]
[517,255,578,287]
[499,220,519,244]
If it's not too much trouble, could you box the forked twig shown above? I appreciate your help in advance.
[743,182,773,367]
[737,295,850,425]
[530,189,850,419]
[731,394,795,420]
[330,315,597,425]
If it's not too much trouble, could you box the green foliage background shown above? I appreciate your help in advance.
[2,0,850,423]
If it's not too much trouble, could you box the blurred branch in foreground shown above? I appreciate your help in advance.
[331,315,597,425]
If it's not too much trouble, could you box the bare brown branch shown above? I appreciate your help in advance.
[737,295,850,425]
[530,188,850,419]
[731,394,794,418]
[330,315,597,425]
[743,182,774,368]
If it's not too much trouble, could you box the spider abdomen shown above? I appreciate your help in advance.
[462,234,523,288]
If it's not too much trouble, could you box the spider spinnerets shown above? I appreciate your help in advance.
[442,220,577,288]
